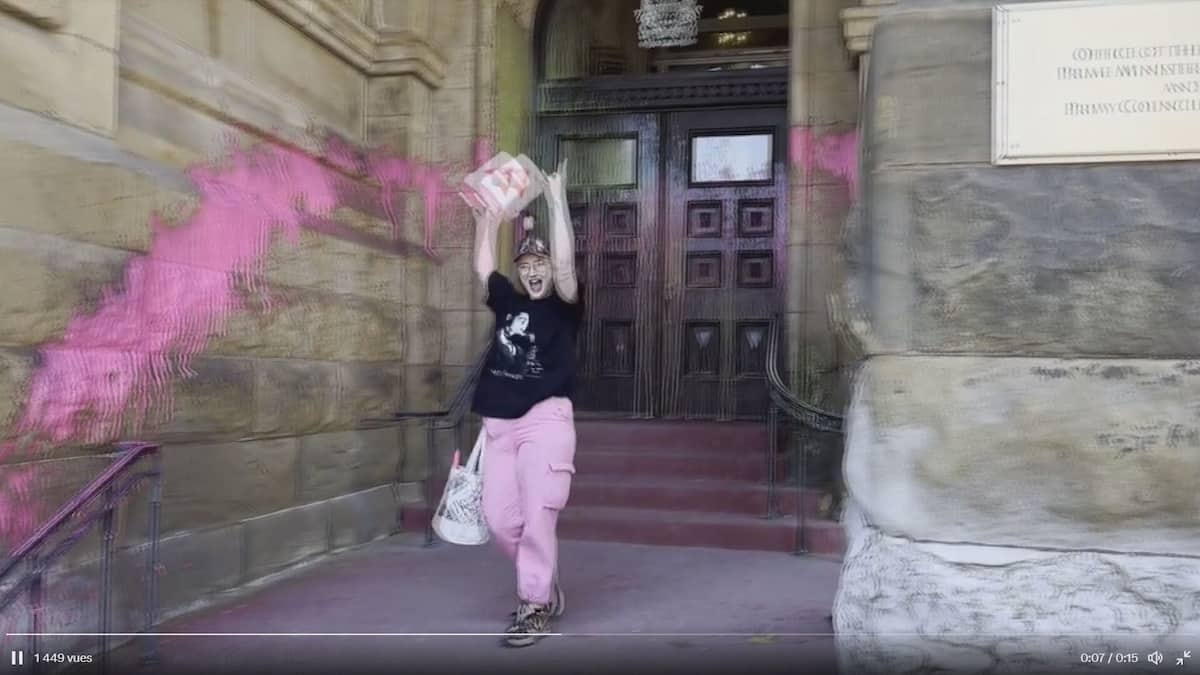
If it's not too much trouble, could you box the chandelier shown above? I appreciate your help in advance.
[635,0,703,48]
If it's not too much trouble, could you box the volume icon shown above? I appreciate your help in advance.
[9,650,23,666]
[1148,650,1163,666]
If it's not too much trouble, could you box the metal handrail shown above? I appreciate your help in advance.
[362,341,491,546]
[0,441,163,673]
[763,313,846,556]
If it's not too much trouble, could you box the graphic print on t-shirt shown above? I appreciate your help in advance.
[491,311,543,380]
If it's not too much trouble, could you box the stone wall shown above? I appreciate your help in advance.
[0,0,498,649]
[836,4,1200,672]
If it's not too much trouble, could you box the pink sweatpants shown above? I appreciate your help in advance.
[481,396,576,605]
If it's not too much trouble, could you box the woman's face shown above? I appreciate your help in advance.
[511,313,530,334]
[517,255,554,299]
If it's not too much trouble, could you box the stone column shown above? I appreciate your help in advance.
[835,3,1200,674]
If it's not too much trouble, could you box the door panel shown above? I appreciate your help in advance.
[661,108,788,420]
[536,114,661,417]
[534,107,786,420]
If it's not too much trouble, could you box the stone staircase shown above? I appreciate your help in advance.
[402,419,845,556]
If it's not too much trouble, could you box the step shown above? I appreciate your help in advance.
[569,477,827,518]
[558,505,845,555]
[397,502,844,556]
[574,447,789,482]
[575,419,768,453]
[413,454,804,512]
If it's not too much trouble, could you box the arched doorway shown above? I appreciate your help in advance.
[531,0,791,421]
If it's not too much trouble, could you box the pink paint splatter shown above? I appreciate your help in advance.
[790,126,860,196]
[0,131,497,553]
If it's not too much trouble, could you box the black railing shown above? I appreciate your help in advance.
[764,313,845,555]
[362,342,490,546]
[0,442,163,674]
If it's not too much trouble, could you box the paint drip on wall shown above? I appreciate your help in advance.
[790,126,860,197]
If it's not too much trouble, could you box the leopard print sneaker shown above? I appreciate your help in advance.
[503,603,552,648]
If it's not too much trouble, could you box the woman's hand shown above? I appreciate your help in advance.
[544,158,568,209]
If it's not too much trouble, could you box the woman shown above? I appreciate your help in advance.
[470,160,581,648]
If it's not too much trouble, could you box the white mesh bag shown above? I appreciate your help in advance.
[432,429,490,545]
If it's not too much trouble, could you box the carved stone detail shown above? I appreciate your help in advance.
[840,0,897,59]
[254,0,447,86]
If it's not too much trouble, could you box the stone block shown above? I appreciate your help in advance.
[297,426,402,502]
[866,10,991,168]
[69,0,120,49]
[337,360,403,424]
[146,524,244,614]
[791,69,860,127]
[791,26,854,75]
[261,229,405,305]
[442,38,479,91]
[122,0,212,55]
[0,347,34,434]
[442,310,489,367]
[215,0,366,135]
[160,357,256,438]
[845,355,1200,557]
[855,163,1200,356]
[790,182,852,247]
[0,8,117,134]
[364,116,411,155]
[404,305,443,365]
[399,423,431,482]
[787,242,843,316]
[327,485,398,548]
[430,130,476,166]
[209,288,404,362]
[0,136,187,252]
[0,229,129,347]
[431,0,476,53]
[402,254,445,307]
[438,248,482,309]
[249,357,397,435]
[836,505,1200,674]
[241,500,330,580]
[401,364,445,412]
[116,77,247,167]
[251,359,340,436]
[365,76,430,118]
[157,437,300,533]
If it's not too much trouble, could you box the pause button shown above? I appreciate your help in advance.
[9,650,24,666]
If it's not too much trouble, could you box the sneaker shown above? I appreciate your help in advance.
[505,601,533,633]
[503,603,551,648]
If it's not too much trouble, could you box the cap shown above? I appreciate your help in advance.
[513,215,551,262]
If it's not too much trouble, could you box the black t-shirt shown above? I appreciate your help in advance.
[471,271,584,420]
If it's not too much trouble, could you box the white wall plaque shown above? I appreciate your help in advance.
[993,0,1200,165]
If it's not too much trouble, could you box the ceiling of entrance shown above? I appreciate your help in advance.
[540,0,790,80]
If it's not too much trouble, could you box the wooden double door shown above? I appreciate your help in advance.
[535,106,787,420]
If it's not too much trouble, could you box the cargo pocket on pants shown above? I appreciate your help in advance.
[543,462,575,510]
